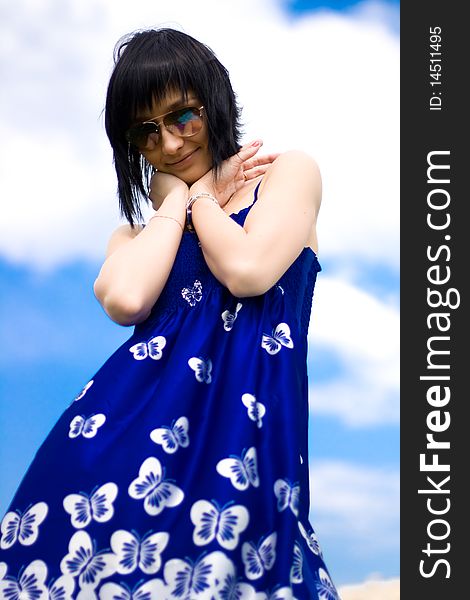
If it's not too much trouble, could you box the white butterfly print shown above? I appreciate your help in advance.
[241,531,277,581]
[60,530,116,591]
[260,587,298,600]
[181,279,203,306]
[0,559,48,600]
[216,446,260,491]
[47,574,76,600]
[69,413,106,439]
[188,357,212,384]
[128,456,184,516]
[273,479,300,516]
[298,521,322,556]
[190,500,249,551]
[110,529,169,575]
[241,393,266,428]
[63,482,118,529]
[0,562,6,580]
[217,573,265,600]
[221,302,242,331]
[290,542,303,584]
[150,416,189,454]
[261,322,294,355]
[0,501,48,549]
[129,336,166,361]
[316,568,339,600]
[164,550,234,600]
[99,579,167,600]
[74,380,94,402]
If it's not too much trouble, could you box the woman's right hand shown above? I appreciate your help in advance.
[149,171,189,211]
[95,170,189,327]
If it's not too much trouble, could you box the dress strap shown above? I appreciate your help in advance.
[244,178,262,213]
[227,178,263,220]
[253,178,262,202]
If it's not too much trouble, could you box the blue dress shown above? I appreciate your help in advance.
[0,182,340,600]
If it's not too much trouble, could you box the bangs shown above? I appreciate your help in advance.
[125,63,194,122]
[113,30,217,127]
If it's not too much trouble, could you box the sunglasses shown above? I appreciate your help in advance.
[125,105,205,149]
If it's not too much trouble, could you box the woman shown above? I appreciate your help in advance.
[0,28,339,600]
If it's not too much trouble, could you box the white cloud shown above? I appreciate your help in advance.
[338,577,400,600]
[308,276,399,426]
[0,0,398,272]
[348,0,400,33]
[0,129,120,266]
[309,460,400,557]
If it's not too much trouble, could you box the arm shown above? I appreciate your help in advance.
[93,181,187,326]
[190,149,321,297]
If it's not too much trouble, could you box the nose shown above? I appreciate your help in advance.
[160,127,184,155]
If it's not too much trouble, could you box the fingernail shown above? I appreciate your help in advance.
[251,140,262,147]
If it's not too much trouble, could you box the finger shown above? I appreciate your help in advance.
[242,152,280,171]
[244,164,272,180]
[236,140,264,162]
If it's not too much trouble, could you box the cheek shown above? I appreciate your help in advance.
[199,133,211,160]
[141,149,163,170]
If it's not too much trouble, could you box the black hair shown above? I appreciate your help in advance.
[104,27,243,226]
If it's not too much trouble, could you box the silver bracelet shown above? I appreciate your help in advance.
[186,192,219,232]
[149,213,184,233]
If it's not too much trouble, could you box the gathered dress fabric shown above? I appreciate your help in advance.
[0,182,340,600]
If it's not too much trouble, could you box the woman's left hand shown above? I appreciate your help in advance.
[190,141,279,207]
[149,171,189,211]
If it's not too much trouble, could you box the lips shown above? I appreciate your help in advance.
[167,149,198,166]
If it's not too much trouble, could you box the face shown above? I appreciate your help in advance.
[132,89,212,185]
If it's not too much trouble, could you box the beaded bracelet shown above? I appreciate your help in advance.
[149,213,184,233]
[186,192,219,232]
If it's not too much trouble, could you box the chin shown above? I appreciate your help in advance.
[183,171,199,185]
[185,164,213,186]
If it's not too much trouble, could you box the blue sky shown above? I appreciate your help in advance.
[0,0,399,588]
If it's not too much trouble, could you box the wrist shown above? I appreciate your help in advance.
[148,212,185,233]
[159,188,188,210]
[189,180,215,197]
[186,191,220,233]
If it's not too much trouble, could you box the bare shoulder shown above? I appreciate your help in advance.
[261,149,320,187]
[271,149,320,168]
[106,223,144,257]
[259,150,322,209]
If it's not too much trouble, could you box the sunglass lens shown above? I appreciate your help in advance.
[165,107,202,136]
[126,107,203,147]
[126,122,159,147]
